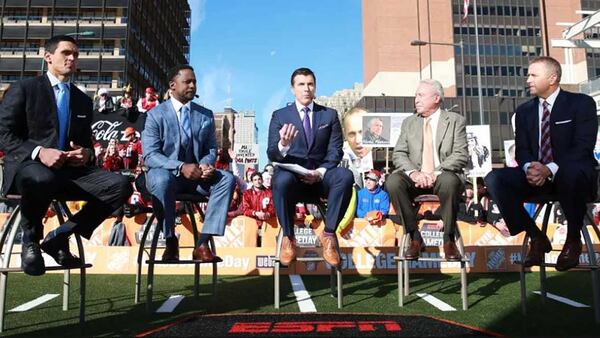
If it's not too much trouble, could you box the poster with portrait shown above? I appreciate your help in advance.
[361,113,412,148]
[466,125,492,177]
[503,140,517,168]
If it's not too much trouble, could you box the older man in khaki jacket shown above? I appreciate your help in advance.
[385,79,468,261]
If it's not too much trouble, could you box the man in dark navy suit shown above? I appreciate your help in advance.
[0,35,132,275]
[267,67,353,267]
[485,56,598,271]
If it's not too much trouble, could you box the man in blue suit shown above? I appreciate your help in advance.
[485,56,598,271]
[267,67,354,267]
[142,65,235,262]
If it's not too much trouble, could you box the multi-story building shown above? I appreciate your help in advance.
[233,109,258,145]
[0,0,190,99]
[315,82,364,120]
[360,0,599,168]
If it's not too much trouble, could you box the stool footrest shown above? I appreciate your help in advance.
[394,256,468,263]
[145,258,223,264]
[514,261,599,270]
[0,263,92,273]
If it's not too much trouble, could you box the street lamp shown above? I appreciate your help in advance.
[40,31,95,73]
[410,39,467,117]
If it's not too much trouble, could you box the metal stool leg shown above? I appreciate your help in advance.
[135,214,155,304]
[456,232,468,310]
[582,220,600,323]
[146,218,161,313]
[538,203,553,303]
[186,202,200,298]
[519,234,529,316]
[336,265,343,308]
[274,229,283,309]
[0,206,20,333]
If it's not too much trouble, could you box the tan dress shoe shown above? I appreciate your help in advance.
[192,243,219,262]
[320,232,341,267]
[280,236,297,266]
[443,241,462,261]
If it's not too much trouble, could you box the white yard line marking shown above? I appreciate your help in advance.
[416,293,456,311]
[155,295,185,313]
[289,274,317,312]
[533,291,589,308]
[9,294,59,312]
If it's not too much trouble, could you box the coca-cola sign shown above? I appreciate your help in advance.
[91,109,145,147]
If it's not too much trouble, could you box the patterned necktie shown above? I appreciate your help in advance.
[180,105,191,149]
[302,106,312,145]
[56,83,69,150]
[421,117,435,173]
[540,101,553,164]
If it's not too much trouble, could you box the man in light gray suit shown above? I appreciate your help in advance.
[142,65,235,262]
[385,79,468,261]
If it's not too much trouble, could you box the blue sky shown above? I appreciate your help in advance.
[188,0,363,168]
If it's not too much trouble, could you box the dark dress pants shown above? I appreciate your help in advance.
[272,167,354,237]
[13,160,132,244]
[386,171,463,243]
[485,165,595,238]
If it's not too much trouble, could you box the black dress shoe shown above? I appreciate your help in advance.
[523,235,552,267]
[162,237,179,262]
[21,242,45,276]
[41,237,82,268]
[555,238,582,272]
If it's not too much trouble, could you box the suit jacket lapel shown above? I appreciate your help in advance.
[531,98,540,158]
[166,99,181,152]
[415,115,424,160]
[41,76,59,131]
[308,104,322,149]
[436,110,450,152]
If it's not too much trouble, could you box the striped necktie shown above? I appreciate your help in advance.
[540,101,553,164]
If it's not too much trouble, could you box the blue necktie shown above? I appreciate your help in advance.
[56,83,69,150]
[180,105,191,149]
[302,106,312,145]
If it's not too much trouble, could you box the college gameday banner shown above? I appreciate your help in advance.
[3,213,598,275]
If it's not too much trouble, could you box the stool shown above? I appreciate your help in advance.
[394,194,469,310]
[272,201,343,309]
[517,195,600,323]
[134,193,220,313]
[0,196,91,333]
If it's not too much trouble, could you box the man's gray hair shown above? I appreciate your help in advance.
[367,117,384,129]
[418,79,444,102]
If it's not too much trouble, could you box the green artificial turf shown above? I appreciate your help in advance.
[1,271,598,337]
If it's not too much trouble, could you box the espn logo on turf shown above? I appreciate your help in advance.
[229,321,401,333]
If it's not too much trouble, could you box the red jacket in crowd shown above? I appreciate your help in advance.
[242,187,275,227]
[103,154,124,172]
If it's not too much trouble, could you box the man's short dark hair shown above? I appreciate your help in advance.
[290,67,316,86]
[168,64,194,82]
[44,35,77,54]
[250,172,263,181]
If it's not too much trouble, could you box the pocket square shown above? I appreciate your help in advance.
[318,123,330,130]
[76,115,87,118]
[555,119,572,125]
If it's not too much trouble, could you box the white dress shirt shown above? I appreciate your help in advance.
[170,96,192,124]
[523,87,560,178]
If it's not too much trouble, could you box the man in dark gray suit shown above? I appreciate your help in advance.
[385,79,468,261]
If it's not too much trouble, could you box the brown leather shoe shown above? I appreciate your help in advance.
[280,236,297,266]
[404,240,425,260]
[192,243,219,262]
[443,241,462,261]
[555,237,582,272]
[162,237,179,262]
[319,232,341,267]
[523,235,552,267]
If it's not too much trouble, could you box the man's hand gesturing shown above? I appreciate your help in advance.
[279,123,298,147]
